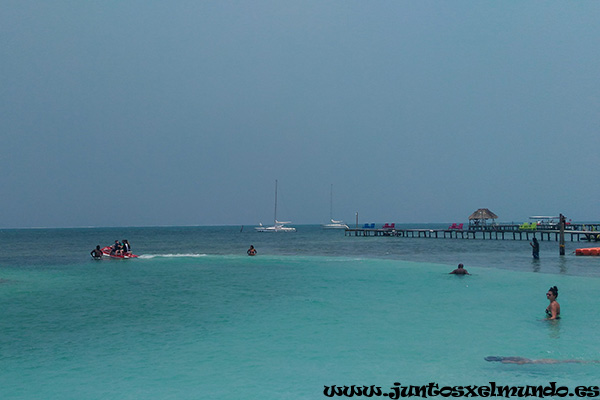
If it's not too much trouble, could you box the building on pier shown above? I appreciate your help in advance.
[468,208,498,230]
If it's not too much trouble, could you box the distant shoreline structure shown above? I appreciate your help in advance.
[3,221,600,231]
[345,221,600,242]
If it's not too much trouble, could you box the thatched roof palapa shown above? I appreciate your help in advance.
[468,208,499,221]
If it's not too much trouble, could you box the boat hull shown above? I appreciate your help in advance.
[255,226,296,232]
[100,246,139,259]
[322,224,349,229]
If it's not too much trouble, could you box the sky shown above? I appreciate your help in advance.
[2,1,599,228]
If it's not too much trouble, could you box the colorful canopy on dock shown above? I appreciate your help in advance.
[468,208,498,221]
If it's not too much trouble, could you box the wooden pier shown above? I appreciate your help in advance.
[345,224,600,242]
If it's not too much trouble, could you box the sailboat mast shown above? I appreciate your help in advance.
[330,184,333,221]
[274,179,278,224]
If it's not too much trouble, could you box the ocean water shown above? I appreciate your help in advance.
[1,225,600,399]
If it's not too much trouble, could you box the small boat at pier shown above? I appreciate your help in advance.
[322,184,348,229]
[323,219,349,229]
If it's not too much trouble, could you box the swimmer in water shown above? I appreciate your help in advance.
[485,356,599,364]
[247,245,257,256]
[545,286,560,320]
[449,263,469,275]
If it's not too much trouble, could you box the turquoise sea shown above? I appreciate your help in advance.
[1,225,600,399]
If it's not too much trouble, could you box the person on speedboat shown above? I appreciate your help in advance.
[111,240,122,256]
[122,239,131,255]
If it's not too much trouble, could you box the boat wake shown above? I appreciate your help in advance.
[138,253,208,259]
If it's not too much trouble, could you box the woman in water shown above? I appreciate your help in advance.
[545,286,560,320]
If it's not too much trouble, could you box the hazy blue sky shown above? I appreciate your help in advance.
[2,1,599,228]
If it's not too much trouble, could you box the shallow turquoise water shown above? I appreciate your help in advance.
[1,226,599,399]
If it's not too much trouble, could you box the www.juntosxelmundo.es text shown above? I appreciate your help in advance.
[323,382,600,398]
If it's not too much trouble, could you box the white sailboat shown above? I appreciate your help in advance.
[322,184,349,229]
[256,180,296,232]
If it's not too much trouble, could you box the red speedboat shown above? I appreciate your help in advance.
[100,246,139,259]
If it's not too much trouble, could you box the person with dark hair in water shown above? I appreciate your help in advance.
[485,356,598,364]
[449,263,469,275]
[90,245,103,259]
[247,245,257,256]
[546,286,560,320]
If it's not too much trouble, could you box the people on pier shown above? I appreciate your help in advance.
[449,263,469,275]
[545,286,560,320]
[530,237,540,259]
[247,245,257,256]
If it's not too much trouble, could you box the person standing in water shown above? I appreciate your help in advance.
[530,237,540,259]
[90,245,103,259]
[247,245,257,256]
[546,286,560,320]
